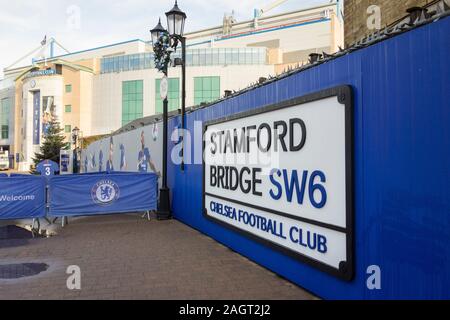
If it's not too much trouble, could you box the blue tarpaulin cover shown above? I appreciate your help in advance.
[48,173,158,217]
[0,175,46,220]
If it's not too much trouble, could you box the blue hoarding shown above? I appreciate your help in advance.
[167,17,450,299]
[48,173,158,217]
[0,175,46,220]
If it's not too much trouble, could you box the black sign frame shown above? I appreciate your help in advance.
[202,85,354,281]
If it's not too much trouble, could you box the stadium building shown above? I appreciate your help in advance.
[0,2,344,171]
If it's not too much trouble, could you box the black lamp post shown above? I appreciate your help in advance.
[72,126,80,174]
[166,0,187,171]
[151,1,187,220]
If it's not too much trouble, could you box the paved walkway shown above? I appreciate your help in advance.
[0,215,315,300]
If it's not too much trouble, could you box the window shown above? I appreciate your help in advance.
[65,105,72,113]
[194,77,220,105]
[232,49,239,64]
[65,125,72,133]
[0,98,10,139]
[65,84,72,93]
[122,80,144,126]
[1,126,7,139]
[155,78,180,114]
[99,49,267,73]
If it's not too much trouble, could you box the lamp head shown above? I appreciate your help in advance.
[165,1,187,37]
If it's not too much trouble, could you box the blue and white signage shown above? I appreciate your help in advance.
[48,173,157,217]
[203,86,354,280]
[0,175,46,220]
[60,150,71,174]
[26,69,56,79]
[32,91,41,145]
[91,179,120,206]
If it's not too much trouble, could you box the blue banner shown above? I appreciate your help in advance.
[0,175,46,220]
[33,91,41,145]
[48,173,158,217]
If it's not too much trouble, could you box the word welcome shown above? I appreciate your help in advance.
[0,194,36,202]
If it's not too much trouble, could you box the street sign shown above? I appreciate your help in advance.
[60,149,72,175]
[160,76,168,100]
[203,86,354,280]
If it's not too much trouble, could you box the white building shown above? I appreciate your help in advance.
[0,2,343,171]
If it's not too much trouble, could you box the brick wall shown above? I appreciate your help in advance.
[344,0,433,46]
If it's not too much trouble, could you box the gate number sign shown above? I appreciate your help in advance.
[203,86,354,280]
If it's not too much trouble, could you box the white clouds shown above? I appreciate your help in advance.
[0,0,328,78]
[0,12,30,29]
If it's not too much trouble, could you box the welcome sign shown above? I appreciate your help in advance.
[203,86,354,280]
[0,175,46,220]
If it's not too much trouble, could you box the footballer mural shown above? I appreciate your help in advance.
[82,122,163,185]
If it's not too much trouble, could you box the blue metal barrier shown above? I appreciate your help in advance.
[0,175,46,220]
[48,173,158,217]
[167,17,450,299]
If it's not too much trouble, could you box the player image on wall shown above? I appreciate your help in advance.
[120,144,127,171]
[152,123,158,141]
[84,156,89,173]
[98,149,104,172]
[137,131,160,177]
[42,96,56,138]
[106,136,114,172]
[82,122,164,181]
[91,152,96,169]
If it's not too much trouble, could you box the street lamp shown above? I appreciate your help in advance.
[72,126,80,174]
[151,1,187,220]
[151,18,167,45]
[165,1,187,172]
[165,0,186,37]
[72,127,80,143]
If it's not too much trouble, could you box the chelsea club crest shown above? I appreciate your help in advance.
[91,180,120,206]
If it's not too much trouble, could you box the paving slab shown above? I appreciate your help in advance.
[0,214,316,300]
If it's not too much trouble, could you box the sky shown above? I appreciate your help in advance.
[0,0,330,79]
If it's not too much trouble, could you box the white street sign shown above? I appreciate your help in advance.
[160,76,168,100]
[203,86,354,280]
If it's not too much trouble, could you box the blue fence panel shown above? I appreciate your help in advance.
[48,173,158,217]
[167,17,450,299]
[0,175,46,220]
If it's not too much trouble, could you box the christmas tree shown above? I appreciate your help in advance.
[31,118,69,172]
